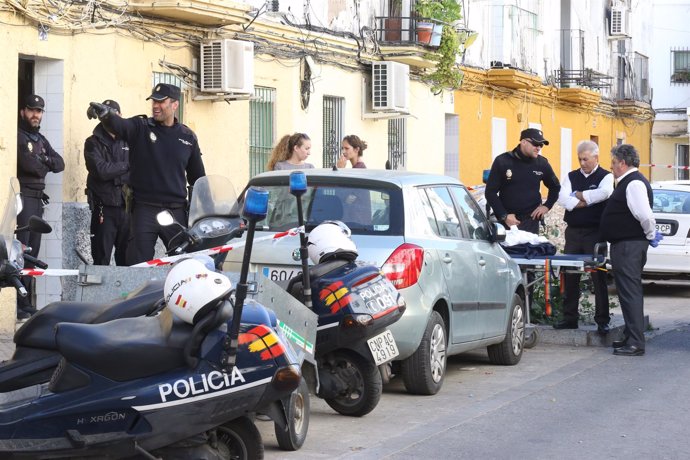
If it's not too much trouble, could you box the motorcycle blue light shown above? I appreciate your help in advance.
[289,171,307,196]
[243,187,269,221]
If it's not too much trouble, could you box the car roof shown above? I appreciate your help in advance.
[251,168,464,188]
[651,180,690,191]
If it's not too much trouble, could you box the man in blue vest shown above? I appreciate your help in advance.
[600,144,662,357]
[554,141,613,332]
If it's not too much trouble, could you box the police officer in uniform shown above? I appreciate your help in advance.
[17,94,65,318]
[84,99,130,266]
[555,141,613,332]
[86,84,206,264]
[485,128,561,234]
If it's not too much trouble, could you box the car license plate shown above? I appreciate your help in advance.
[655,223,672,236]
[367,330,399,366]
[261,265,302,282]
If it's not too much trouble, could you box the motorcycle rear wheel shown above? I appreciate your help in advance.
[275,377,310,451]
[217,416,264,460]
[324,351,382,417]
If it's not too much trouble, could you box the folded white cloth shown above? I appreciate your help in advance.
[502,225,550,246]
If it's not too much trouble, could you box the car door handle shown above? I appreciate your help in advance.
[478,258,486,267]
[443,256,452,263]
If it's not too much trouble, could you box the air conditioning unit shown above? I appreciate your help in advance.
[372,62,409,112]
[610,6,629,36]
[200,39,254,94]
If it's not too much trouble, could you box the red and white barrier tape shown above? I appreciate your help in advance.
[131,226,304,268]
[639,164,690,170]
[20,268,80,277]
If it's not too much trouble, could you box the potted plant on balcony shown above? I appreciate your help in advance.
[384,0,403,42]
[415,0,464,93]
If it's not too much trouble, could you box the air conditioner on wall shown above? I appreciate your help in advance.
[610,6,629,36]
[371,62,409,112]
[200,39,254,94]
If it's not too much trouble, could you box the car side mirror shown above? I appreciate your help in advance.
[491,222,506,243]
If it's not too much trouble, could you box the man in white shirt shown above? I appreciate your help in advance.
[554,141,613,332]
[600,144,660,356]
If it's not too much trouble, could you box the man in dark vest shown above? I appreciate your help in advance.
[600,144,662,357]
[16,95,65,319]
[485,128,561,234]
[554,141,613,332]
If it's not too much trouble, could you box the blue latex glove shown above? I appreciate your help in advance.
[650,230,664,248]
[569,191,578,197]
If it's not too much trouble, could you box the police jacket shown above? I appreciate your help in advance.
[17,119,65,191]
[102,114,205,205]
[84,123,130,207]
[485,145,560,219]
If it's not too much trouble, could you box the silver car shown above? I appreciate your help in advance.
[228,169,526,395]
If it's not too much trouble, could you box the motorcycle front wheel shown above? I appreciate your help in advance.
[323,351,382,417]
[274,377,310,451]
[217,416,264,460]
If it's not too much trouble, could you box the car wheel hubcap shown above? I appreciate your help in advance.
[429,323,446,383]
[511,304,524,355]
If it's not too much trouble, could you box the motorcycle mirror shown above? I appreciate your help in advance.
[15,216,52,235]
[28,216,52,234]
[289,171,307,197]
[156,210,175,227]
[242,187,269,222]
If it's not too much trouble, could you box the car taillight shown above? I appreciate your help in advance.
[381,243,424,290]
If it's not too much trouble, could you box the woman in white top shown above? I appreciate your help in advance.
[267,133,315,170]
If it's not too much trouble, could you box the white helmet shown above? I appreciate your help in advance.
[307,221,358,264]
[164,258,232,324]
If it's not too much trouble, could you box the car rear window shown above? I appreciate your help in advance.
[652,189,690,214]
[256,184,403,236]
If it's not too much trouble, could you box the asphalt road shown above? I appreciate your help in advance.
[260,281,690,459]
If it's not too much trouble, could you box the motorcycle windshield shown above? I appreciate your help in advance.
[0,178,21,267]
[0,178,20,239]
[188,175,240,226]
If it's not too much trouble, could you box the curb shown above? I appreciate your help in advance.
[531,315,650,347]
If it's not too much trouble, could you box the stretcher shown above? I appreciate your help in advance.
[508,243,608,348]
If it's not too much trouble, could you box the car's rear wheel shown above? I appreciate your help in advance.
[487,294,525,365]
[401,311,446,395]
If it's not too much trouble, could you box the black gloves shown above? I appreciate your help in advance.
[86,102,113,120]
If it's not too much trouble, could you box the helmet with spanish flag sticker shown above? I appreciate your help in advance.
[164,258,232,324]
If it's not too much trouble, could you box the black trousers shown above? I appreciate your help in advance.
[561,226,610,325]
[610,239,648,348]
[126,202,187,265]
[16,194,43,311]
[90,205,130,266]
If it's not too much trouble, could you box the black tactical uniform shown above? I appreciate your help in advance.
[94,85,206,264]
[16,95,65,316]
[84,102,131,266]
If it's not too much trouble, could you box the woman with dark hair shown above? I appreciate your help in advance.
[337,134,367,169]
[267,133,314,170]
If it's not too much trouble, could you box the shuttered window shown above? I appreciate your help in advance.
[323,96,345,168]
[249,87,276,177]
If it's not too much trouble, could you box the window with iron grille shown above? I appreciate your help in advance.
[152,72,185,123]
[671,49,690,84]
[323,96,345,168]
[387,118,407,170]
[249,87,276,177]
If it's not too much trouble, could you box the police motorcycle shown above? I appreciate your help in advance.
[259,172,406,418]
[0,175,247,394]
[0,180,302,458]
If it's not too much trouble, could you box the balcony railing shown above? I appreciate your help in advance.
[374,16,443,47]
[554,68,613,90]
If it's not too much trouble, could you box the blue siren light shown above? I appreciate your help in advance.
[243,187,269,220]
[289,171,307,196]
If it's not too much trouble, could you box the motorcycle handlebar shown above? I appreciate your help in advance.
[23,254,48,269]
[10,276,27,297]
